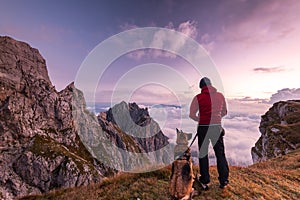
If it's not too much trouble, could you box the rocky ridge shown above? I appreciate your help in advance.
[95,101,171,171]
[251,100,300,162]
[0,36,171,199]
[99,101,169,153]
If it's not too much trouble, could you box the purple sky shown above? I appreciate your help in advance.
[1,0,300,102]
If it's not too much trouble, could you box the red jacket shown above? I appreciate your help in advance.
[190,85,227,125]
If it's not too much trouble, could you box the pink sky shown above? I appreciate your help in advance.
[1,0,299,101]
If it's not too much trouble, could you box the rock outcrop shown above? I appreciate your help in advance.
[99,102,169,152]
[0,36,171,199]
[251,100,300,163]
[94,101,172,172]
[0,36,107,199]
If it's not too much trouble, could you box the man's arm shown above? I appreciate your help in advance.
[221,94,227,117]
[189,96,199,122]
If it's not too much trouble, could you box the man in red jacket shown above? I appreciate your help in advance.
[189,77,229,190]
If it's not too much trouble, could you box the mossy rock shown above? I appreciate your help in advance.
[29,135,99,175]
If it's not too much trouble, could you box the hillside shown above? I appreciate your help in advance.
[20,148,300,200]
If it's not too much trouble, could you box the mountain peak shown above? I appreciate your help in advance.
[98,101,169,153]
[0,36,51,85]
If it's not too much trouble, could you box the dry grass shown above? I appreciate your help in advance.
[19,149,300,200]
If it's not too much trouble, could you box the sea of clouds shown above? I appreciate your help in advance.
[87,88,300,166]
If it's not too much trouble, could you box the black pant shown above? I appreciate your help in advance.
[197,125,229,185]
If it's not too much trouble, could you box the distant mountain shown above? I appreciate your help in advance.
[151,104,182,109]
[20,148,300,200]
[251,100,300,163]
[0,36,171,199]
[86,102,112,114]
[85,102,182,115]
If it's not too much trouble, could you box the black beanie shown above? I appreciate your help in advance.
[199,77,211,88]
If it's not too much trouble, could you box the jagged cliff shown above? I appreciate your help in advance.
[251,100,300,163]
[97,102,171,169]
[98,102,169,153]
[0,36,107,199]
[0,36,171,199]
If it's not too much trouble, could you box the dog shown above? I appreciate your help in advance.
[173,128,192,159]
[169,129,194,200]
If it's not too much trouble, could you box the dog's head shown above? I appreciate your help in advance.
[176,128,193,145]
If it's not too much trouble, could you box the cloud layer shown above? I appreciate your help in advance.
[269,88,300,103]
[147,98,270,166]
[90,87,299,166]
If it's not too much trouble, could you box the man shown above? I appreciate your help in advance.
[189,77,229,189]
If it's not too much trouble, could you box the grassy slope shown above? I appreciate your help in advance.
[20,149,300,200]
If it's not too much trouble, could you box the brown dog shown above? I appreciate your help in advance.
[169,129,194,200]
